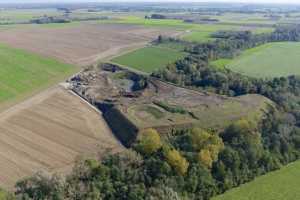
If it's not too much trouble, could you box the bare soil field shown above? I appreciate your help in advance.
[0,86,123,190]
[0,23,179,66]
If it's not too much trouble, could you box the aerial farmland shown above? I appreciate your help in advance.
[1,2,300,200]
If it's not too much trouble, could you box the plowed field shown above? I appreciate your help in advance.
[0,86,123,189]
[0,23,179,66]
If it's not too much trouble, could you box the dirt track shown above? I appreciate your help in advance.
[0,23,178,66]
[0,86,123,190]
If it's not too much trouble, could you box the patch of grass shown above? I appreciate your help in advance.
[110,71,128,80]
[153,100,188,114]
[0,188,13,199]
[211,59,232,69]
[213,160,300,200]
[182,31,214,42]
[0,44,76,108]
[156,41,187,52]
[111,46,187,73]
[217,42,300,78]
[140,105,165,119]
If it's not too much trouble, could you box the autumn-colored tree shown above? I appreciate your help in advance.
[137,128,162,155]
[190,127,224,168]
[207,144,221,161]
[165,149,189,175]
[198,149,214,168]
[190,128,211,150]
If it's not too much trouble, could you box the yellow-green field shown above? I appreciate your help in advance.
[212,42,300,78]
[0,44,76,109]
[213,160,300,200]
[111,44,187,73]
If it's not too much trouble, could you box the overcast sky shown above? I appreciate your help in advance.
[1,0,300,4]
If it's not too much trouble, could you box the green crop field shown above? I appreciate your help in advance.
[111,45,187,73]
[0,44,76,108]
[213,160,300,200]
[212,42,300,78]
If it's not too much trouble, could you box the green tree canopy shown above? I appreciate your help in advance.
[136,128,163,155]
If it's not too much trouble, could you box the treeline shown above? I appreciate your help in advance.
[30,15,110,25]
[30,16,71,24]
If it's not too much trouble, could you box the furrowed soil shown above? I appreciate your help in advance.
[0,23,179,66]
[0,86,123,190]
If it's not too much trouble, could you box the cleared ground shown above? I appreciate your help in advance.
[212,42,300,78]
[111,44,187,73]
[0,23,179,66]
[125,81,272,131]
[70,65,273,133]
[213,161,300,200]
[0,86,123,189]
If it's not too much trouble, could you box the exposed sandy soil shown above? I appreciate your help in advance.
[0,86,123,190]
[0,23,179,66]
[70,64,273,134]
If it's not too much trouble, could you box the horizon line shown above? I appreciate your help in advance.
[0,1,299,5]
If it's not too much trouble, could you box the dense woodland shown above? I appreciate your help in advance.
[7,25,300,200]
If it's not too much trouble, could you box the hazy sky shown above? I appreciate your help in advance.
[1,0,300,4]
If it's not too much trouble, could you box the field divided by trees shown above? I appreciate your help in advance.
[103,16,274,42]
